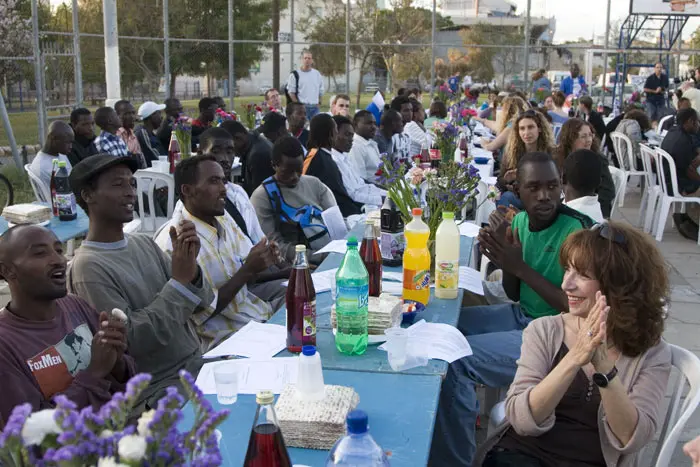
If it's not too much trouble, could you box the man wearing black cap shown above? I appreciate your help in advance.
[66,154,215,409]
[220,120,274,195]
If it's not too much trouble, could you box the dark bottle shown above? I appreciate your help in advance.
[168,133,180,174]
[380,197,404,267]
[50,159,58,216]
[243,391,292,467]
[429,141,441,170]
[360,218,382,297]
[286,244,316,353]
[54,161,77,221]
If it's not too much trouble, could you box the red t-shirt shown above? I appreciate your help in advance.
[0,294,136,427]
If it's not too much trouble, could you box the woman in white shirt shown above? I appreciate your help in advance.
[403,98,430,157]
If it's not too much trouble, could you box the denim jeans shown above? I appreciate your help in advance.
[304,104,320,120]
[429,303,532,467]
[646,100,666,122]
[496,191,524,210]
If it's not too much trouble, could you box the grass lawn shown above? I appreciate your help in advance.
[1,164,38,205]
[2,93,405,148]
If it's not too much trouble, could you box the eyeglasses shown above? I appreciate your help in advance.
[518,109,538,118]
[592,222,626,245]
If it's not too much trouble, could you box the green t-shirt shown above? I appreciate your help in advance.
[511,205,594,318]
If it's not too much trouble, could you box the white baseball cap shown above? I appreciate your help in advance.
[138,101,166,119]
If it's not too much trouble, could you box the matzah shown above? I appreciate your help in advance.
[331,293,402,335]
[2,204,51,225]
[275,384,359,450]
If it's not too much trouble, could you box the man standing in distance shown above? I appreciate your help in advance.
[286,50,324,120]
[644,62,670,124]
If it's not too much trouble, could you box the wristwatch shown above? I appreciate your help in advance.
[593,366,618,388]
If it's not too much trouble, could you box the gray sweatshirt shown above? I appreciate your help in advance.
[67,233,214,407]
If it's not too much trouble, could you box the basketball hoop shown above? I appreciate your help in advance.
[670,0,697,12]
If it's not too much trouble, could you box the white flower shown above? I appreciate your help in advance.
[100,429,114,439]
[21,409,61,445]
[111,308,128,323]
[117,434,147,461]
[97,457,129,467]
[136,409,155,437]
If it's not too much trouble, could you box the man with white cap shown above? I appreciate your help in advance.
[135,101,167,166]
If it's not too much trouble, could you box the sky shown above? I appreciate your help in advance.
[512,0,700,44]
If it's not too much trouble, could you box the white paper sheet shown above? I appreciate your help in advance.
[458,222,481,238]
[458,266,484,295]
[313,239,347,255]
[321,206,349,240]
[380,319,472,363]
[203,321,287,359]
[195,357,299,395]
[382,271,404,282]
[380,281,403,295]
[282,268,337,294]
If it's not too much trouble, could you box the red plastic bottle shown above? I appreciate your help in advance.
[285,244,316,353]
[243,391,292,467]
[167,133,180,174]
[360,219,382,297]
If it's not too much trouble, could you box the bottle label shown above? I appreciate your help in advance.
[55,193,76,217]
[429,148,441,161]
[302,300,316,337]
[436,260,459,290]
[403,269,430,291]
[337,285,369,310]
[380,231,404,261]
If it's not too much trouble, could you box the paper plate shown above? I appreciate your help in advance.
[331,328,387,345]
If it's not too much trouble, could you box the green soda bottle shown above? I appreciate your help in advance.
[335,236,369,355]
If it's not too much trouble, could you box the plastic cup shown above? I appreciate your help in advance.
[384,327,408,366]
[213,365,238,405]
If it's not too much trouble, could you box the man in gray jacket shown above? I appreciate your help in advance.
[67,154,214,409]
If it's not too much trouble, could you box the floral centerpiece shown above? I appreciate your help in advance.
[174,115,193,158]
[463,88,479,106]
[376,154,422,223]
[430,120,460,163]
[243,103,263,130]
[449,101,477,129]
[435,83,456,105]
[0,371,228,466]
[215,108,237,126]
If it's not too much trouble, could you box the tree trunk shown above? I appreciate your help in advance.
[356,52,371,108]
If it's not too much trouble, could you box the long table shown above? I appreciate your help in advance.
[181,233,476,465]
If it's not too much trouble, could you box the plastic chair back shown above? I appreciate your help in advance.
[639,143,658,189]
[24,164,51,203]
[655,148,680,198]
[134,171,175,234]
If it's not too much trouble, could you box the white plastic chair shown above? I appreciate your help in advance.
[134,171,175,235]
[610,132,647,207]
[474,180,496,228]
[487,344,700,461]
[24,164,51,203]
[122,219,142,234]
[658,115,673,135]
[638,144,661,232]
[608,166,627,218]
[652,148,700,244]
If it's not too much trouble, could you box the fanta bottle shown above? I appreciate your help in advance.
[402,208,431,306]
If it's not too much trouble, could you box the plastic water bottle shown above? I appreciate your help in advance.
[325,410,390,466]
[435,211,460,299]
[335,236,369,356]
[296,345,325,401]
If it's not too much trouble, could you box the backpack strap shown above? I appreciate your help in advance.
[302,148,318,175]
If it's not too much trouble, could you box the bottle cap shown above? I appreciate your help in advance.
[57,161,67,168]
[256,390,274,405]
[412,207,423,216]
[346,410,369,434]
[295,245,307,252]
[302,345,316,356]
[442,211,454,219]
[365,218,374,224]
[347,236,358,246]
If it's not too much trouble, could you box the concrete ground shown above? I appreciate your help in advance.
[0,187,697,466]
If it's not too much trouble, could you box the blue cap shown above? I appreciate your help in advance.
[302,345,316,356]
[347,236,358,247]
[346,410,368,434]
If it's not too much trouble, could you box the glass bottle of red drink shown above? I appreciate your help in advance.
[286,244,316,352]
[243,391,292,467]
[167,133,180,174]
[360,219,382,297]
[458,133,468,161]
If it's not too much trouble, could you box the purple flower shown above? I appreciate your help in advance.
[0,403,32,446]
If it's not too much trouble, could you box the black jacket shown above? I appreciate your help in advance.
[597,154,616,219]
[586,110,607,142]
[241,133,274,195]
[68,135,97,167]
[305,148,362,217]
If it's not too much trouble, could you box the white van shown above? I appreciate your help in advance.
[548,70,570,90]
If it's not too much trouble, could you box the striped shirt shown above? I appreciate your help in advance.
[93,130,129,158]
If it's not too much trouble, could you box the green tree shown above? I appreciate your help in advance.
[459,23,523,87]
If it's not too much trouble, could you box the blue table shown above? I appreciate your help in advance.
[0,205,89,243]
[181,370,442,467]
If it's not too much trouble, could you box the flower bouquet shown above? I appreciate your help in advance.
[534,87,548,104]
[376,154,423,223]
[174,115,192,158]
[435,83,455,105]
[431,120,460,163]
[463,89,479,106]
[215,108,237,126]
[0,371,228,466]
[449,101,477,129]
[243,103,263,130]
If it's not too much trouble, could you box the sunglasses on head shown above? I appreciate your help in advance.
[519,109,538,118]
[592,222,626,245]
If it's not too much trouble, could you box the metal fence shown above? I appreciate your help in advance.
[1,0,697,148]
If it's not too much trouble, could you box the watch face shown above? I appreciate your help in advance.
[593,373,608,387]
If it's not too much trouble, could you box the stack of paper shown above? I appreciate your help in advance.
[275,384,359,450]
[195,357,298,394]
[282,268,337,294]
[203,321,287,359]
[380,319,472,363]
[331,293,402,335]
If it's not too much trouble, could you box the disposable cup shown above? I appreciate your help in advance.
[384,327,408,366]
[213,365,238,405]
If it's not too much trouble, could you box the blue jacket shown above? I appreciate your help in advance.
[560,75,586,97]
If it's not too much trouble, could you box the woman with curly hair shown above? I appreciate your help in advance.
[477,221,671,467]
[476,95,528,154]
[497,109,556,209]
[556,118,616,218]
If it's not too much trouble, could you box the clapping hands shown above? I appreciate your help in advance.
[570,292,610,368]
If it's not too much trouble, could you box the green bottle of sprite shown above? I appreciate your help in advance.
[335,236,369,355]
